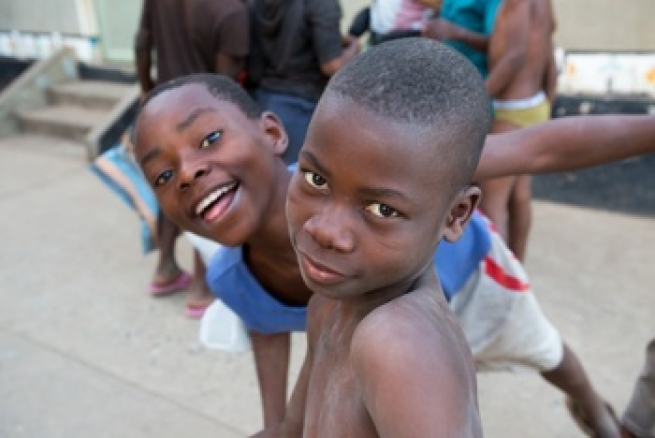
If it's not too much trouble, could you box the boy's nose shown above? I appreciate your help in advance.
[304,206,355,253]
[178,164,209,191]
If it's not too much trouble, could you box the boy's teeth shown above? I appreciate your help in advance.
[195,183,235,215]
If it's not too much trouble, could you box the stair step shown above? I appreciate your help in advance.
[15,105,109,142]
[49,80,137,110]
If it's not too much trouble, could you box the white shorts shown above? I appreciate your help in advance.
[450,220,563,373]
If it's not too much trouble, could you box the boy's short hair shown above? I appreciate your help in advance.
[139,73,262,120]
[325,38,491,187]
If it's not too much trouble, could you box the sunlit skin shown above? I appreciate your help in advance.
[281,95,482,437]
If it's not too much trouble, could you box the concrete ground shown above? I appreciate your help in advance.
[1,134,653,438]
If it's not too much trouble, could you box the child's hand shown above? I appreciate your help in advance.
[422,18,456,41]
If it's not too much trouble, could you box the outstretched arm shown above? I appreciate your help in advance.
[251,296,323,438]
[250,331,291,428]
[474,115,655,181]
[251,351,311,438]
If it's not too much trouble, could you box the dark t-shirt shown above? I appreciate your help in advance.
[136,0,249,84]
[251,0,344,101]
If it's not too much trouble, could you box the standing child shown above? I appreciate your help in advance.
[479,0,557,262]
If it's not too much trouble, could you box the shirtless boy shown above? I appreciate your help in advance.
[133,57,654,436]
[262,36,487,438]
[481,0,557,261]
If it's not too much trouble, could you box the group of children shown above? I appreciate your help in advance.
[132,38,654,437]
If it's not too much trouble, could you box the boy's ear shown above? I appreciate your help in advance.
[260,111,289,156]
[443,185,482,243]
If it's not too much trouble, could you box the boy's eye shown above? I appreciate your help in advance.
[303,171,328,190]
[365,202,399,218]
[154,169,174,187]
[200,130,222,149]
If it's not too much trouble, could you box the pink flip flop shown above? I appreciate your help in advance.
[149,272,193,296]
[185,301,213,319]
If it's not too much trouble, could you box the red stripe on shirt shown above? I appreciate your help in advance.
[484,256,530,292]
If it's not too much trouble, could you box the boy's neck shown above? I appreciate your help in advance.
[245,162,293,252]
[333,266,442,321]
[243,164,314,306]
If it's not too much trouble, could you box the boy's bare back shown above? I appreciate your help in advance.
[488,0,555,100]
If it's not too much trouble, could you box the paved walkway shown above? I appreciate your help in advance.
[1,134,653,437]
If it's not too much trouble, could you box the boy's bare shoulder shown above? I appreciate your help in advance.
[348,290,481,436]
[351,291,466,367]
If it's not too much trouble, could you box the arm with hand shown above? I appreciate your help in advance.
[250,346,311,438]
[475,115,655,181]
[250,296,321,438]
[249,331,292,429]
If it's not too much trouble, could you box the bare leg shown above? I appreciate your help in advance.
[479,119,521,246]
[479,175,516,241]
[250,331,291,428]
[185,250,215,317]
[507,174,532,262]
[153,213,184,285]
[541,343,620,438]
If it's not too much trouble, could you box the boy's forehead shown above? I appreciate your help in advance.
[313,95,451,162]
[310,96,457,191]
[138,84,247,131]
[144,84,217,113]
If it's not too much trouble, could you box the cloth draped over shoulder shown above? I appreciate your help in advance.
[90,136,159,254]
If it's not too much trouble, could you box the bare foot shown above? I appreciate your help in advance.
[152,257,185,286]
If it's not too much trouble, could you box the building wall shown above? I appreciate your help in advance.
[552,1,655,51]
[0,0,81,34]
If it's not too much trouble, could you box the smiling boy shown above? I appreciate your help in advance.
[134,75,308,426]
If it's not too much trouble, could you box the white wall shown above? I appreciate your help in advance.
[0,0,81,34]
[553,0,655,51]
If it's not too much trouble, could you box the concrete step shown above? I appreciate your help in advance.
[49,80,137,110]
[15,104,109,142]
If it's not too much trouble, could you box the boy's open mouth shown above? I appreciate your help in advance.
[195,182,238,221]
